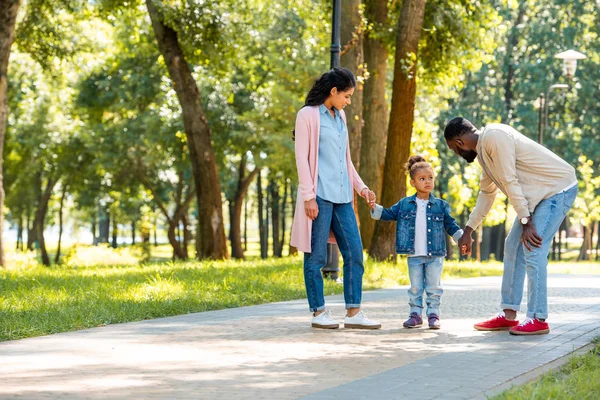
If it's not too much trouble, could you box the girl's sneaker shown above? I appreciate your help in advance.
[509,317,550,335]
[428,314,441,329]
[311,310,339,329]
[403,312,423,328]
[474,311,519,331]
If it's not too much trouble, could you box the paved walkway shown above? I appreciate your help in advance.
[2,274,600,400]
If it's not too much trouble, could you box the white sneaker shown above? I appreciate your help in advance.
[311,309,340,329]
[344,310,382,330]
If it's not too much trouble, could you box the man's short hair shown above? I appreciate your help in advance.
[444,117,477,141]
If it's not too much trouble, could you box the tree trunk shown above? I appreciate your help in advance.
[289,184,298,256]
[146,0,228,259]
[36,176,57,266]
[578,224,592,261]
[153,215,158,247]
[341,0,364,169]
[167,219,186,260]
[16,213,23,251]
[0,0,21,266]
[596,220,600,261]
[369,0,427,261]
[358,0,389,250]
[131,220,136,245]
[182,212,191,259]
[230,156,259,259]
[28,173,42,250]
[270,179,282,257]
[257,169,267,259]
[91,216,97,245]
[98,205,110,244]
[280,179,288,256]
[244,194,249,251]
[111,216,118,248]
[54,185,67,264]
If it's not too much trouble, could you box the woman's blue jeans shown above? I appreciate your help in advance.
[501,185,577,319]
[303,196,364,312]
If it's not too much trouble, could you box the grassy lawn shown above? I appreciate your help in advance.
[1,245,599,342]
[492,338,600,400]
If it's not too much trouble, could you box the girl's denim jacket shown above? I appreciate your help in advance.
[370,194,463,256]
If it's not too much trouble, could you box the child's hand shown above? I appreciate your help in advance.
[361,188,376,210]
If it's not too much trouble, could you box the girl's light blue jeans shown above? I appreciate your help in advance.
[501,185,577,319]
[303,196,364,312]
[407,256,444,317]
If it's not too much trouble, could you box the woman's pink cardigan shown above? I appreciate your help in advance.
[290,106,367,253]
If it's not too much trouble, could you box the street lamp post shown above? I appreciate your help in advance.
[321,0,342,281]
[537,50,586,145]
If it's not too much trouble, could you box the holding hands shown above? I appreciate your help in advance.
[361,188,377,210]
[304,188,376,221]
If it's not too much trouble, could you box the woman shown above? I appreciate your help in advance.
[291,67,381,330]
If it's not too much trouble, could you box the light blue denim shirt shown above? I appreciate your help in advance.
[317,104,352,204]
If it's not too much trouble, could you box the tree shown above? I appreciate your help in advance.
[358,0,390,248]
[146,0,228,259]
[341,0,365,168]
[369,0,427,261]
[0,0,22,266]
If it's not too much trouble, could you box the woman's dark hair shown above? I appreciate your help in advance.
[444,117,477,141]
[405,155,432,179]
[292,67,356,140]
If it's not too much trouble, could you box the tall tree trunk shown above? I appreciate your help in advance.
[280,179,288,256]
[341,0,364,169]
[98,204,110,244]
[358,0,389,249]
[230,156,259,259]
[596,220,600,261]
[369,0,427,261]
[91,216,97,245]
[146,0,227,259]
[0,0,21,266]
[182,212,191,259]
[167,219,186,260]
[28,173,42,250]
[36,176,57,266]
[54,185,67,264]
[257,169,267,259]
[289,184,298,256]
[131,220,136,245]
[244,194,249,251]
[16,214,23,251]
[153,215,158,247]
[578,224,592,261]
[111,216,118,248]
[270,179,282,257]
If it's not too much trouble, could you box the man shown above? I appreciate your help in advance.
[444,117,577,335]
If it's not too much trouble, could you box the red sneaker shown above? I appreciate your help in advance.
[474,312,519,331]
[509,317,549,335]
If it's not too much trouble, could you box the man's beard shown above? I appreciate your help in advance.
[458,148,477,163]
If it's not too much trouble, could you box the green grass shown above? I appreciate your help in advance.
[492,338,600,400]
[1,248,599,342]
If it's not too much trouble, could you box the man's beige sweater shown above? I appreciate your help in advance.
[467,123,576,230]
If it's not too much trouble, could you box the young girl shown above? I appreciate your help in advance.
[290,67,380,330]
[370,156,463,329]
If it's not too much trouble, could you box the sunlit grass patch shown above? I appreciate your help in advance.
[492,338,600,400]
